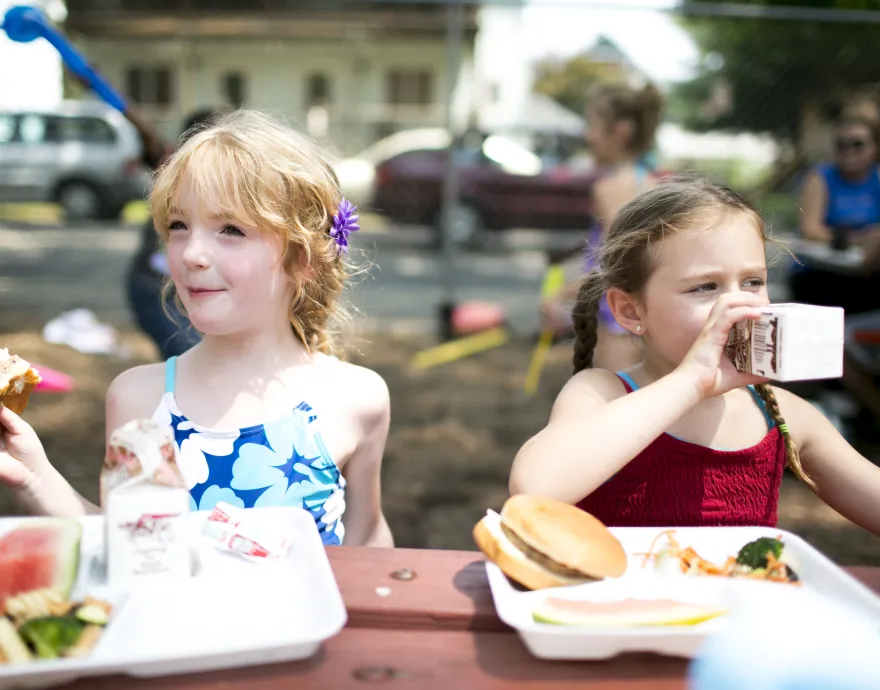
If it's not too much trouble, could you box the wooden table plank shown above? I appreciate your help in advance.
[328,546,880,632]
[841,565,880,593]
[60,628,689,690]
[327,546,509,631]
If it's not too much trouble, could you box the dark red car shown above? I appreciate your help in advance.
[369,134,601,245]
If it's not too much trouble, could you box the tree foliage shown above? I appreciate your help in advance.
[672,0,880,138]
[533,51,628,116]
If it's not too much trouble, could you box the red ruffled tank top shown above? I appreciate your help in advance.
[576,372,786,527]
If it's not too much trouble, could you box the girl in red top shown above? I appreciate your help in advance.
[510,172,880,534]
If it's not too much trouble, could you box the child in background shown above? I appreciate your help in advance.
[0,110,393,547]
[125,107,226,359]
[513,173,880,537]
[541,81,664,371]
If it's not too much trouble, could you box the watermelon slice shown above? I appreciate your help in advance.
[533,597,728,628]
[0,519,82,606]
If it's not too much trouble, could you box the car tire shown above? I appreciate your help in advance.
[57,181,103,222]
[99,201,125,221]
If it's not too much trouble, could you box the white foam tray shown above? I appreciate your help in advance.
[0,507,347,689]
[486,525,880,661]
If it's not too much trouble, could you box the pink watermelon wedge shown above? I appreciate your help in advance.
[0,519,82,606]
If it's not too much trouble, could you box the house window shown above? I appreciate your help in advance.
[126,66,174,106]
[306,73,332,107]
[387,70,433,106]
[222,72,247,108]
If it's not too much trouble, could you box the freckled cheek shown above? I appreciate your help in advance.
[680,301,715,339]
[648,299,708,350]
[227,258,289,303]
[165,242,186,283]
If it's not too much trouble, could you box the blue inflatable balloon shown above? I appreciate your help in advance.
[1,5,42,42]
[1,5,127,113]
[688,587,880,690]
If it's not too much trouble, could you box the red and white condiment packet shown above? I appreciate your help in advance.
[201,502,294,562]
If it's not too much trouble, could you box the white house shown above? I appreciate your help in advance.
[63,0,479,156]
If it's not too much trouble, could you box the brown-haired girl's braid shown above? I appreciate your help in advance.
[571,271,604,374]
[754,383,816,491]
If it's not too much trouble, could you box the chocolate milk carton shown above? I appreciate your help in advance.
[726,303,844,382]
[101,419,191,584]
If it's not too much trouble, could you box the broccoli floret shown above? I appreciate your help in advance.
[735,537,785,570]
[18,616,85,659]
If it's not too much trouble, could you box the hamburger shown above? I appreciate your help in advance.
[0,349,41,415]
[473,494,628,590]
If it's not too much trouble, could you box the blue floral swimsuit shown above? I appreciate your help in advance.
[150,356,347,545]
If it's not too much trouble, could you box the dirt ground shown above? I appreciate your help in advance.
[2,326,880,566]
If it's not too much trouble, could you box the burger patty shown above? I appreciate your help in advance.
[500,522,596,582]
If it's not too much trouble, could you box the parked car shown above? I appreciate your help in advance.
[333,127,451,212]
[0,100,149,221]
[335,128,601,245]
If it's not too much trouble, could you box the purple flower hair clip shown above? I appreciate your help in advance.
[329,198,360,255]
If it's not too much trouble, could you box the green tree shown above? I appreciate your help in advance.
[673,0,880,139]
[532,53,626,116]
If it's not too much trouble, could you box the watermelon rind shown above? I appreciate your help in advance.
[43,518,82,600]
[532,603,727,628]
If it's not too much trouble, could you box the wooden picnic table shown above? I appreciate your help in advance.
[59,547,880,690]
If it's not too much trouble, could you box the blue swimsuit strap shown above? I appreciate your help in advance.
[165,356,177,394]
[616,371,774,431]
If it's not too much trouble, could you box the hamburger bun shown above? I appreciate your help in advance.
[473,494,627,590]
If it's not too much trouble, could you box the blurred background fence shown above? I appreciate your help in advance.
[18,1,873,238]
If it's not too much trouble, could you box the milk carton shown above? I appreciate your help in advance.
[101,419,191,584]
[726,303,844,382]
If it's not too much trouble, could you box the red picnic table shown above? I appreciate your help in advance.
[59,547,880,690]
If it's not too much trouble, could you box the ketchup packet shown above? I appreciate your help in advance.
[201,502,293,562]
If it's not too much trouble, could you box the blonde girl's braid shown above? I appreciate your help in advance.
[754,383,816,491]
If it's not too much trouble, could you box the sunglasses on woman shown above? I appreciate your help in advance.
[836,137,870,153]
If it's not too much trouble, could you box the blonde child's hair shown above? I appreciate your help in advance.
[150,109,353,356]
[572,172,815,491]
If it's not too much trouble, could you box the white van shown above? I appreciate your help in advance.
[0,100,149,220]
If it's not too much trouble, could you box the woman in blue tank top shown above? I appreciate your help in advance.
[790,116,880,315]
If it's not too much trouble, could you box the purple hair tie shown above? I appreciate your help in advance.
[329,198,360,255]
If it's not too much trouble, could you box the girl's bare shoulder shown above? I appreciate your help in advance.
[105,363,167,439]
[550,368,628,420]
[314,355,390,427]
